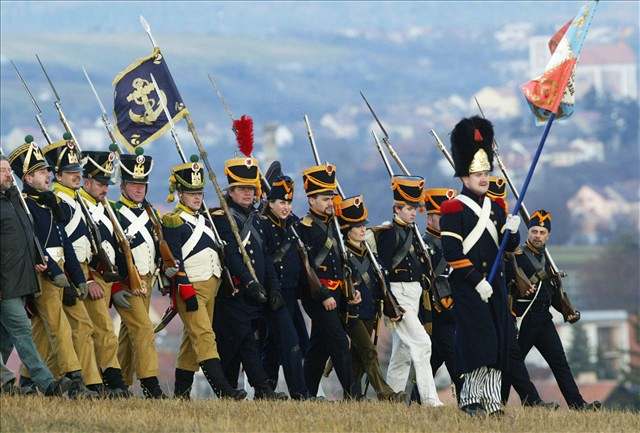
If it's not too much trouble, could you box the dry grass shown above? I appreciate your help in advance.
[1,395,638,433]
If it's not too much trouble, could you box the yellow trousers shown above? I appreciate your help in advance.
[83,264,120,371]
[116,274,159,385]
[22,269,102,385]
[176,277,221,372]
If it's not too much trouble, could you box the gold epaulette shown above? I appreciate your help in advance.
[162,211,184,228]
[300,215,313,227]
[209,207,225,216]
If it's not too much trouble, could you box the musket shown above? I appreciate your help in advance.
[34,55,120,283]
[10,60,52,143]
[472,98,578,322]
[0,147,47,266]
[139,16,263,293]
[360,91,410,175]
[303,115,355,305]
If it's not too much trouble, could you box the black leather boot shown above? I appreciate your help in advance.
[200,358,247,400]
[174,368,195,400]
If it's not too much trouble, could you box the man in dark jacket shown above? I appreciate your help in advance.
[440,117,520,416]
[509,210,600,411]
[4,143,91,397]
[212,156,287,400]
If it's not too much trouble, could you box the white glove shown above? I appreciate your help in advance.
[475,279,493,303]
[501,214,521,234]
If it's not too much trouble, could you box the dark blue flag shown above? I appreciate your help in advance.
[112,48,188,151]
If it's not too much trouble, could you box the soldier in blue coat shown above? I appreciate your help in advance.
[111,148,165,398]
[297,164,358,399]
[420,187,463,400]
[211,156,287,400]
[260,172,310,399]
[509,210,600,411]
[440,116,521,416]
[337,194,405,401]
[162,156,247,400]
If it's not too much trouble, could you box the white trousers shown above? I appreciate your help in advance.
[386,281,442,406]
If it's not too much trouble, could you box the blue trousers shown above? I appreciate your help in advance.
[0,297,54,392]
[262,301,309,399]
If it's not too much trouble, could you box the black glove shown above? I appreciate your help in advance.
[245,280,268,304]
[185,296,198,312]
[62,286,77,306]
[178,284,198,312]
[268,288,285,311]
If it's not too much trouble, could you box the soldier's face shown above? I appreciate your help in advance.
[122,181,147,203]
[462,171,490,195]
[229,186,256,208]
[269,199,292,219]
[395,204,417,224]
[25,168,51,192]
[83,178,109,201]
[180,191,203,211]
[427,213,441,231]
[528,226,550,248]
[309,194,334,216]
[347,225,366,243]
[56,170,82,190]
[0,160,13,191]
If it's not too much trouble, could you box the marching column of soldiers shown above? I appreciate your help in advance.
[0,114,602,415]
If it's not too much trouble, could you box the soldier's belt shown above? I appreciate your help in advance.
[319,278,341,291]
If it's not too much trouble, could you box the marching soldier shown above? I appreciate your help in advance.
[510,210,600,410]
[260,172,310,399]
[297,164,356,399]
[439,116,521,416]
[45,138,128,397]
[483,178,558,409]
[211,156,287,400]
[376,175,442,407]
[420,187,464,400]
[161,156,247,400]
[337,194,405,401]
[40,133,108,393]
[8,136,96,398]
[111,147,165,398]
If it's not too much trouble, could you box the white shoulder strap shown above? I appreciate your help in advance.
[457,195,498,254]
[181,213,208,258]
[120,206,154,247]
[56,192,84,238]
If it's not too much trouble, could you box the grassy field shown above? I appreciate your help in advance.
[1,395,639,433]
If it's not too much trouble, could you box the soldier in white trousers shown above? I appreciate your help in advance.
[375,175,442,407]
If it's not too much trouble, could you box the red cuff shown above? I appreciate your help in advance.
[111,281,124,295]
[178,284,196,300]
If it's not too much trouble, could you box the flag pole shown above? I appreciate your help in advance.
[487,113,556,285]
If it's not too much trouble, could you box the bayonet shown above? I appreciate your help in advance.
[82,66,120,149]
[11,60,52,144]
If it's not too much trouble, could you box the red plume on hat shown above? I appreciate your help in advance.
[233,115,254,157]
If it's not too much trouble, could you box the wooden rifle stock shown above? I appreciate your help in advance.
[101,198,145,295]
[290,225,323,299]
